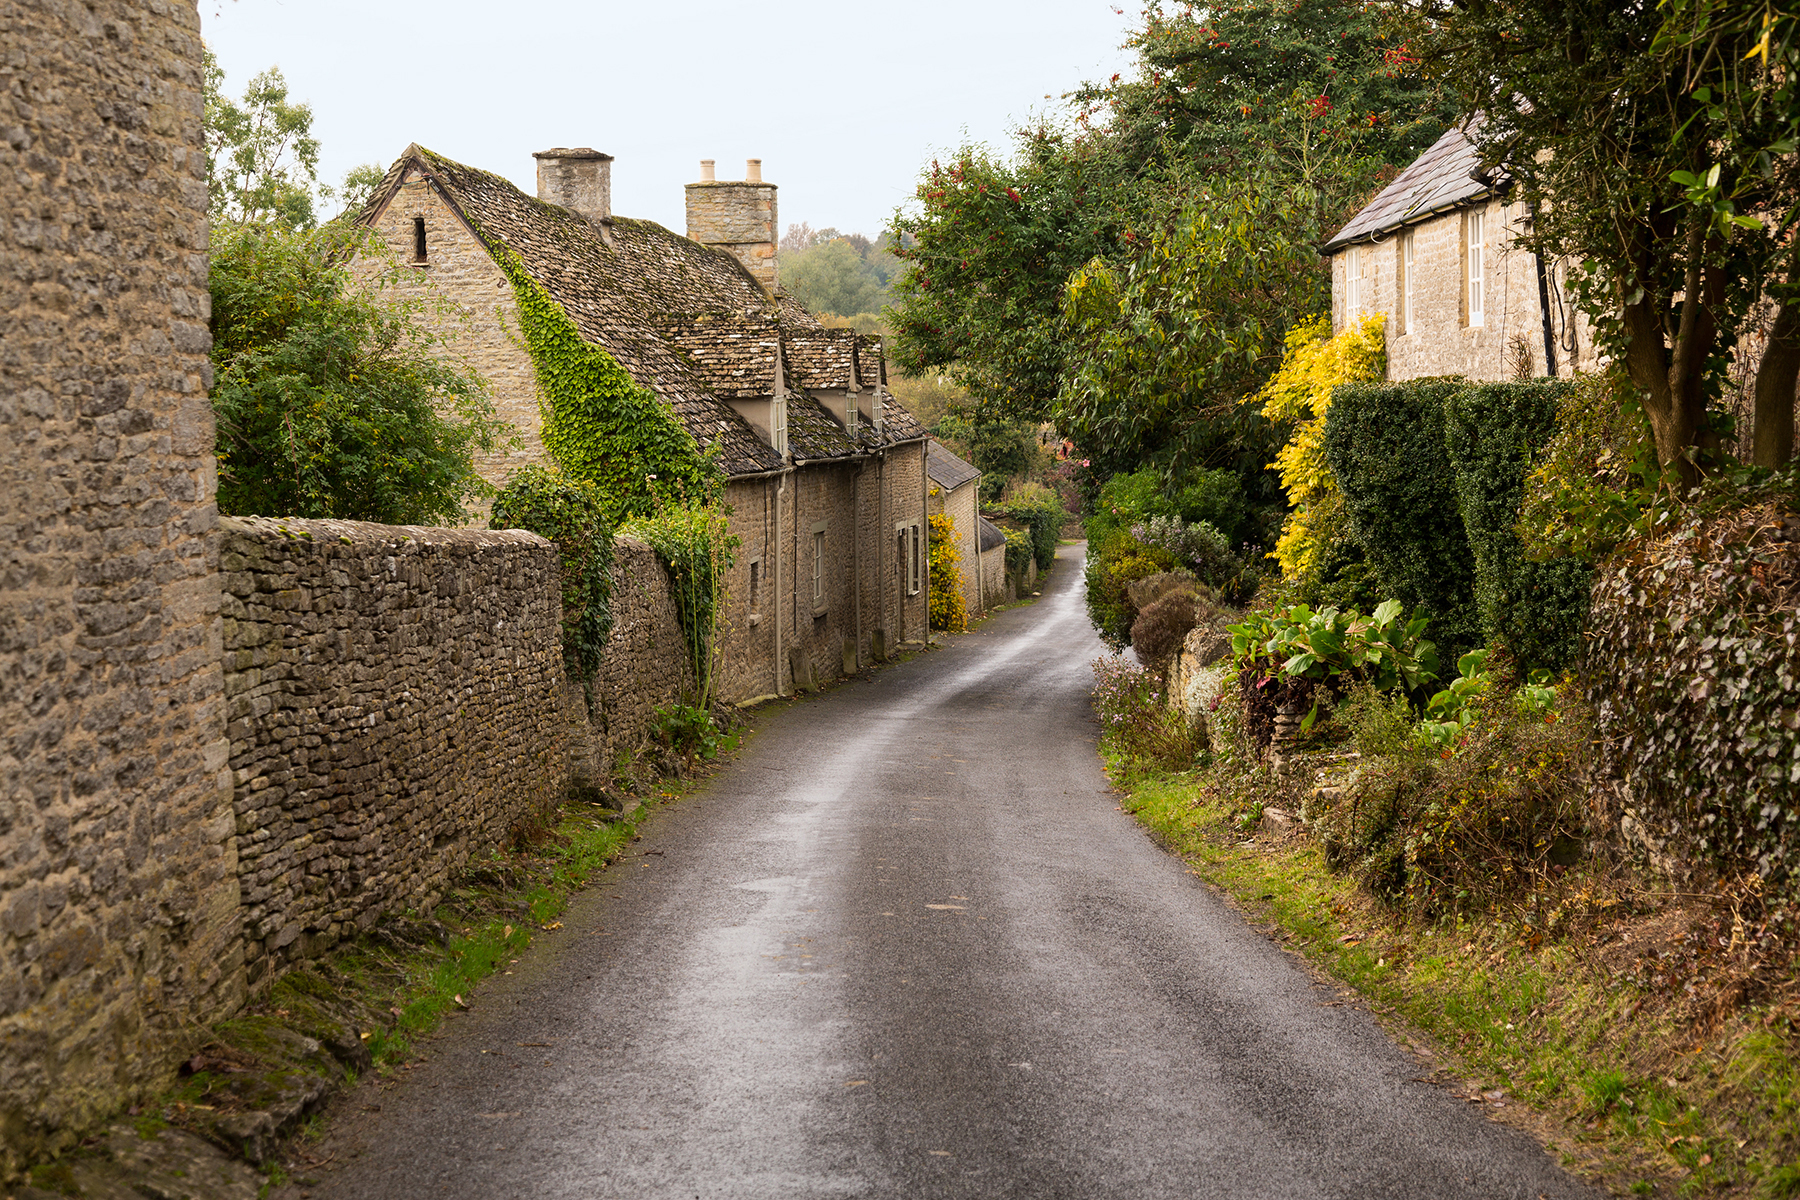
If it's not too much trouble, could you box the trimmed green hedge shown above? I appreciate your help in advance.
[1443,381,1591,669]
[1323,379,1481,661]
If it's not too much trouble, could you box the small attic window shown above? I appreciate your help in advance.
[412,217,427,263]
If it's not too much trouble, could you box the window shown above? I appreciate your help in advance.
[747,559,761,622]
[1345,245,1361,321]
[846,395,858,430]
[412,216,427,262]
[897,522,922,596]
[911,524,923,595]
[811,523,827,608]
[1399,231,1415,335]
[1466,209,1485,327]
[771,393,788,454]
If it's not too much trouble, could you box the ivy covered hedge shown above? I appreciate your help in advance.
[1584,500,1800,887]
[988,481,1067,572]
[491,466,615,685]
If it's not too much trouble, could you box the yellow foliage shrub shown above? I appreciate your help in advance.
[1250,313,1386,580]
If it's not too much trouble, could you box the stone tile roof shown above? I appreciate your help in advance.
[977,515,1008,553]
[355,145,924,477]
[1321,118,1493,254]
[783,330,858,391]
[926,440,981,492]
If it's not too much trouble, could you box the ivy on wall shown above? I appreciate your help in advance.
[490,465,614,687]
[491,249,717,525]
[621,503,739,709]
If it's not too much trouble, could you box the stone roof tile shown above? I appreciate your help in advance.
[926,440,981,492]
[1322,118,1493,254]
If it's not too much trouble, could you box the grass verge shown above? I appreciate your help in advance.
[1106,753,1799,1199]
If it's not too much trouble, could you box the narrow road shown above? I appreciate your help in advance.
[308,545,1593,1200]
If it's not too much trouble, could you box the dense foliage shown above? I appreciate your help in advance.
[209,223,507,524]
[986,482,1066,572]
[1583,493,1800,888]
[778,228,897,319]
[927,512,968,632]
[490,466,615,685]
[1443,381,1591,669]
[623,503,738,708]
[1323,379,1481,659]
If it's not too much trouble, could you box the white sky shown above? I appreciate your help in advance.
[201,0,1137,239]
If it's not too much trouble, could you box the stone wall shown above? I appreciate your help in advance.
[579,536,695,774]
[0,0,242,1166]
[218,517,569,985]
[1332,199,1598,382]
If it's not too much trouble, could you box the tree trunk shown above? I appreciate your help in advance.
[1618,216,1724,486]
[1753,290,1799,469]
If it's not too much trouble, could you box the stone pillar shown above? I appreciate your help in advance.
[685,158,778,290]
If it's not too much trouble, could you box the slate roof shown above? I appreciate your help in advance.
[977,515,1008,554]
[1321,118,1495,254]
[926,441,981,492]
[354,145,924,476]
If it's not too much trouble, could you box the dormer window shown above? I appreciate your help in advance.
[412,216,427,263]
[771,393,789,454]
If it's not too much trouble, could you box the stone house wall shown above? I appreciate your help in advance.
[0,0,243,1165]
[355,172,542,492]
[1331,198,1598,382]
[581,535,695,771]
[927,479,982,617]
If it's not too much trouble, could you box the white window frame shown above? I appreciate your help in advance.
[811,521,827,609]
[1345,245,1362,321]
[771,392,789,454]
[1400,230,1415,335]
[1467,208,1485,327]
[897,521,922,596]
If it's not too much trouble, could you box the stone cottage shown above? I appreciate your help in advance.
[924,440,1008,615]
[350,148,932,701]
[1323,118,1597,381]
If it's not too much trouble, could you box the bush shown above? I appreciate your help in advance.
[1583,496,1800,890]
[1131,586,1201,678]
[491,467,614,684]
[1519,369,1658,562]
[622,502,737,706]
[210,223,509,523]
[1084,529,1178,648]
[927,512,967,631]
[1087,466,1249,548]
[990,480,1067,571]
[1443,380,1590,670]
[1091,655,1203,769]
[1001,527,1034,581]
[1324,378,1481,661]
[1130,514,1259,601]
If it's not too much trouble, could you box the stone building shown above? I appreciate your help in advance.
[1323,118,1596,381]
[924,440,1007,615]
[351,147,932,699]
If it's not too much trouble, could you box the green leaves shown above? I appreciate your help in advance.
[209,223,508,524]
[1228,600,1439,695]
[491,467,615,685]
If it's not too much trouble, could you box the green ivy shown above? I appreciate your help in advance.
[988,480,1069,572]
[622,502,738,709]
[491,465,615,687]
[491,249,717,524]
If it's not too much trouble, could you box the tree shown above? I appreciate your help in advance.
[781,237,888,316]
[209,223,509,523]
[204,49,323,230]
[1415,0,1800,478]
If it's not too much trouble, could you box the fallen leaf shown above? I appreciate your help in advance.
[541,921,563,931]
[926,904,966,911]
[452,994,469,1009]
[503,925,514,938]
[1698,1154,1712,1167]
[845,1079,869,1087]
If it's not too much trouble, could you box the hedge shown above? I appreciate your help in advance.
[1443,380,1591,670]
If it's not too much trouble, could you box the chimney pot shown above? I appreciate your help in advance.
[746,158,762,183]
[700,159,716,182]
[685,160,779,291]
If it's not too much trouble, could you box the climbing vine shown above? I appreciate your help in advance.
[491,465,615,687]
[491,249,718,524]
[928,510,967,632]
[622,501,739,709]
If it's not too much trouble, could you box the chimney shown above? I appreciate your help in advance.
[685,156,779,291]
[534,147,614,235]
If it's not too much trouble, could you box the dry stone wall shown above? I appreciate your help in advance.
[579,536,694,776]
[218,517,568,985]
[0,0,241,1166]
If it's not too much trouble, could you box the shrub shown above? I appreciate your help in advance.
[990,480,1066,571]
[1087,465,1249,548]
[1582,496,1800,890]
[1130,514,1259,601]
[491,466,615,684]
[1001,527,1034,581]
[927,511,967,631]
[1084,529,1178,648]
[1130,575,1203,677]
[210,222,509,523]
[622,502,737,707]
[1324,378,1482,660]
[1250,312,1387,582]
[1519,369,1659,562]
[1443,379,1590,670]
[1091,655,1202,769]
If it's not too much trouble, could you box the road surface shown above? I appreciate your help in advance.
[307,545,1592,1200]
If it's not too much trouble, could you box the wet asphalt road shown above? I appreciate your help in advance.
[308,545,1595,1200]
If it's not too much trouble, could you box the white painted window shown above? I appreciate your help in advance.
[771,393,788,454]
[1400,231,1415,335]
[912,524,923,595]
[897,522,922,596]
[1345,245,1362,320]
[1467,209,1485,327]
[812,524,826,606]
[747,559,761,617]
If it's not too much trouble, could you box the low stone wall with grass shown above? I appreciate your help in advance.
[219,517,571,987]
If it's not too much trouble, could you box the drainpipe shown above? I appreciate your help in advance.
[920,450,930,641]
[1528,201,1559,378]
[772,473,784,696]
